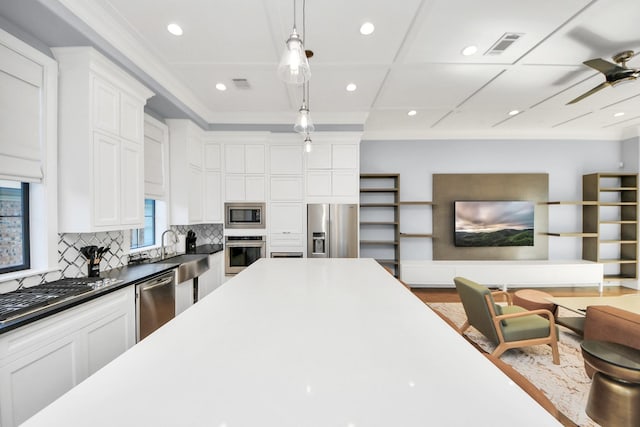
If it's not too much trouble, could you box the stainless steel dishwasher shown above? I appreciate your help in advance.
[136,270,176,341]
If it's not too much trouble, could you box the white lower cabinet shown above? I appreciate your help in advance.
[175,279,194,316]
[269,203,304,255]
[198,252,224,300]
[0,287,135,427]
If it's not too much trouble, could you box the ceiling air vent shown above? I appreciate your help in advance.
[484,33,523,56]
[232,78,251,89]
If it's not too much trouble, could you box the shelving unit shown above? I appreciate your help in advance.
[539,200,599,238]
[359,174,400,276]
[582,172,639,279]
[399,201,433,239]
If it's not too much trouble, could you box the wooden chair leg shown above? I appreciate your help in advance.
[492,343,508,359]
[549,340,560,365]
[459,320,470,334]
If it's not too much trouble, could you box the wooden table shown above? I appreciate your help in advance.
[22,258,560,426]
[548,295,640,316]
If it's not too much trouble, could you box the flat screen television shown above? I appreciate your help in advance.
[454,200,534,247]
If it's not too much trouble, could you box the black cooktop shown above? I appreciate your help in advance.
[0,277,122,322]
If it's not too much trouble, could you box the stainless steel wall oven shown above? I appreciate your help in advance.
[225,236,266,274]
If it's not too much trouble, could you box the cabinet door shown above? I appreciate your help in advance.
[144,133,165,198]
[270,145,302,174]
[225,145,245,173]
[270,203,303,234]
[306,144,332,169]
[92,76,119,136]
[332,170,359,197]
[0,337,78,426]
[175,279,194,316]
[86,289,135,375]
[188,166,203,223]
[93,132,120,227]
[271,176,303,201]
[245,144,265,174]
[225,175,245,201]
[204,143,221,170]
[332,144,358,169]
[120,92,143,142]
[187,135,202,168]
[204,171,222,222]
[245,175,265,201]
[307,171,332,196]
[120,140,144,226]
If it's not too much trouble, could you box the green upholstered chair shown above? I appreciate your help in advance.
[453,276,560,364]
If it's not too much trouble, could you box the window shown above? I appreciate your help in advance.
[131,199,156,249]
[0,181,30,273]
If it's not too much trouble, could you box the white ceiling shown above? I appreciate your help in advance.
[16,0,640,139]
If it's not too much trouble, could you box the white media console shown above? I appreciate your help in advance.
[401,260,604,290]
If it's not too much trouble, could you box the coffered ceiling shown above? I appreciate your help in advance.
[3,0,640,140]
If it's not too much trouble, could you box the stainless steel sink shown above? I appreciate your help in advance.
[155,254,209,283]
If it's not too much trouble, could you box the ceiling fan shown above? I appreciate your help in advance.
[566,50,640,105]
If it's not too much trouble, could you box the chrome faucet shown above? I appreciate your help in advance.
[161,229,179,260]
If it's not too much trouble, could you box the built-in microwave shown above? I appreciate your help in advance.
[225,202,266,229]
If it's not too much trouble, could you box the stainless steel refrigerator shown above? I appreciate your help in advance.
[307,204,358,258]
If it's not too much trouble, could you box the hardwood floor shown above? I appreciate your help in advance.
[411,285,640,304]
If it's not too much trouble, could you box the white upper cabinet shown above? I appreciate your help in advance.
[224,144,265,174]
[224,145,245,174]
[245,145,265,174]
[92,76,119,135]
[270,145,303,174]
[331,145,358,169]
[219,135,267,202]
[166,119,207,225]
[306,144,332,170]
[305,136,361,203]
[143,115,169,199]
[204,144,221,171]
[203,142,222,222]
[54,47,153,233]
[120,92,144,143]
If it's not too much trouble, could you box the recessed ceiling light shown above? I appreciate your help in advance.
[167,23,183,36]
[461,45,478,56]
[508,109,520,116]
[215,83,227,91]
[614,111,625,117]
[346,83,357,92]
[407,110,417,116]
[360,22,375,36]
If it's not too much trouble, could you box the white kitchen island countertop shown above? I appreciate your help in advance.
[23,258,559,426]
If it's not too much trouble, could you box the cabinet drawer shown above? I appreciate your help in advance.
[270,233,304,248]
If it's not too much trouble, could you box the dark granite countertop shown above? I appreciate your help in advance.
[0,244,224,335]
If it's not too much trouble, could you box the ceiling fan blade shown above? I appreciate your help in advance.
[566,82,611,105]
[583,58,624,74]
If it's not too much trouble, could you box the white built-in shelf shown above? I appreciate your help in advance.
[542,232,598,237]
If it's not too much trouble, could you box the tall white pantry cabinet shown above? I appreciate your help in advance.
[54,47,154,232]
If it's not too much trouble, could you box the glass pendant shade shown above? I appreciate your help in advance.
[304,135,312,152]
[294,105,315,134]
[277,29,310,85]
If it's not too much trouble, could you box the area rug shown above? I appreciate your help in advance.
[428,303,597,427]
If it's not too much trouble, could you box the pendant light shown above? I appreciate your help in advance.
[277,0,310,85]
[294,80,315,134]
[304,134,312,153]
